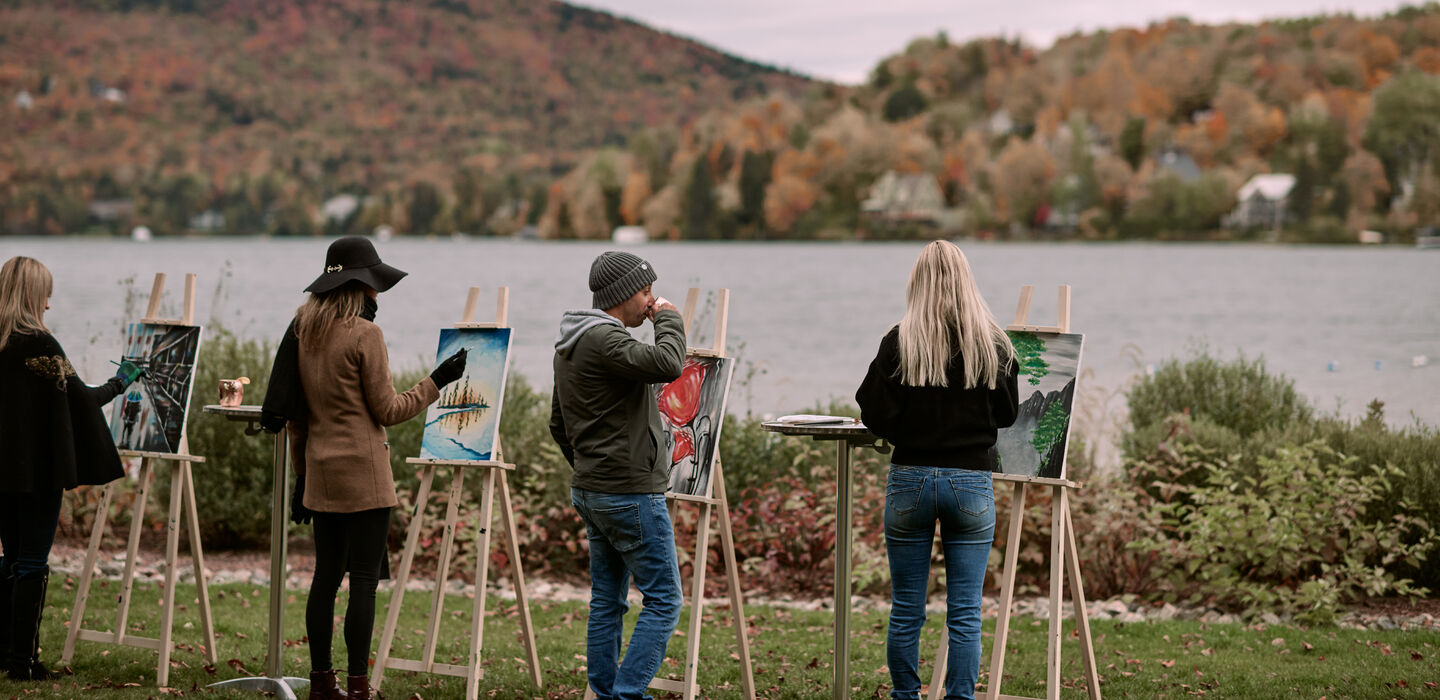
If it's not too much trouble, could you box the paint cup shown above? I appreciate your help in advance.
[218,377,251,407]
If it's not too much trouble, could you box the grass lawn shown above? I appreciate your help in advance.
[3,575,1435,698]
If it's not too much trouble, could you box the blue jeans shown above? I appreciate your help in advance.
[571,488,682,700]
[884,466,995,700]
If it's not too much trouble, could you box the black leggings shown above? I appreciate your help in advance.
[306,507,391,676]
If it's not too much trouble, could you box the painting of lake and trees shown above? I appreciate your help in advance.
[992,331,1084,480]
[419,327,512,462]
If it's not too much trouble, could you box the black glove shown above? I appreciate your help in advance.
[290,473,314,526]
[429,348,468,389]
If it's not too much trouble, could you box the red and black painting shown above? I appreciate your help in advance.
[654,356,734,497]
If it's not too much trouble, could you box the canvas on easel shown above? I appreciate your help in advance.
[110,322,202,454]
[585,287,756,700]
[63,272,218,689]
[371,286,542,700]
[419,327,512,461]
[926,285,1101,700]
[656,355,733,498]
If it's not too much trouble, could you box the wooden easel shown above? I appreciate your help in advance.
[371,286,543,700]
[584,287,756,700]
[62,272,219,687]
[926,285,1101,700]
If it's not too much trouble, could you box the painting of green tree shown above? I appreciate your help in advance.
[1009,331,1051,386]
[993,331,1084,479]
[1030,401,1071,467]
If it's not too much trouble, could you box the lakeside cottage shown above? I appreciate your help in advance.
[1226,173,1296,230]
[862,171,945,226]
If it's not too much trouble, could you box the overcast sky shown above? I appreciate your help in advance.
[572,1,1412,84]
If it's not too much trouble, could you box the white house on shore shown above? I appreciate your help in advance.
[1225,174,1295,230]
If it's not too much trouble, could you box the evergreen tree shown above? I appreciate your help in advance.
[1120,117,1147,170]
[883,81,929,122]
[738,150,773,228]
[682,157,716,239]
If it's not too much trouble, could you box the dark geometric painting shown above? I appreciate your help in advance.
[110,323,203,454]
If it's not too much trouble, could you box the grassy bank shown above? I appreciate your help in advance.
[12,578,1438,699]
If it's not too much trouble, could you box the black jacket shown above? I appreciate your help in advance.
[0,331,126,492]
[855,326,1020,470]
[550,309,685,494]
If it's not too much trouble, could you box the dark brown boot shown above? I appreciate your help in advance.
[308,669,347,700]
[346,673,371,700]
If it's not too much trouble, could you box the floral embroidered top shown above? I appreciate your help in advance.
[0,331,125,492]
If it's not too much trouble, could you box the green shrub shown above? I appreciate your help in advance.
[1130,441,1437,624]
[176,326,279,548]
[1123,351,1312,460]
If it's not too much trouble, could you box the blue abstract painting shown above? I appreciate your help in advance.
[418,327,512,461]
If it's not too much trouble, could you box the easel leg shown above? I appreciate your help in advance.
[422,469,466,671]
[62,482,115,665]
[157,461,185,687]
[679,499,713,700]
[182,463,218,664]
[712,463,754,700]
[1064,497,1102,700]
[115,458,154,646]
[466,468,498,700]
[496,471,543,688]
[986,481,1026,700]
[372,465,436,691]
[1046,487,1067,700]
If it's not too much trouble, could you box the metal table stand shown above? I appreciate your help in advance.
[761,420,885,700]
[201,404,309,699]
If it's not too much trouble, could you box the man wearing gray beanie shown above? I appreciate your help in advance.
[550,251,685,700]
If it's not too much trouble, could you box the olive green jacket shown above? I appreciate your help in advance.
[549,308,685,494]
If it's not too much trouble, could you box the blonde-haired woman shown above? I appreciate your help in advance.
[260,237,465,700]
[855,240,1019,700]
[0,256,139,680]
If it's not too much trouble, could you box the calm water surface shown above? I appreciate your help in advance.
[7,238,1438,438]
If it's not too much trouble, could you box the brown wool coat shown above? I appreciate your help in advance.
[287,317,437,513]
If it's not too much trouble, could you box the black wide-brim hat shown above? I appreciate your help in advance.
[304,236,407,294]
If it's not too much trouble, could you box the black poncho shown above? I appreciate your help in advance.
[0,331,125,493]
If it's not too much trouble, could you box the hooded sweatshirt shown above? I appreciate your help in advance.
[550,308,686,494]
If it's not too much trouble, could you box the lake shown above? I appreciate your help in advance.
[6,238,1438,445]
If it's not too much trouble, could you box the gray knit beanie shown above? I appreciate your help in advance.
[590,251,658,309]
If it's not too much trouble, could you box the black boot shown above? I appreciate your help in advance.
[7,566,56,681]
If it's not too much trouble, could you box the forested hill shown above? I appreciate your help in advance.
[533,5,1440,242]
[0,0,816,235]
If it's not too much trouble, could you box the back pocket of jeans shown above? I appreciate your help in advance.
[949,483,991,518]
[593,503,644,552]
[887,485,923,516]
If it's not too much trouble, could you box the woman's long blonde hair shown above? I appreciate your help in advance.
[293,282,367,349]
[896,241,1014,389]
[0,256,53,351]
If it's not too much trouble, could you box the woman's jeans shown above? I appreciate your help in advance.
[884,466,995,700]
[571,488,682,700]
